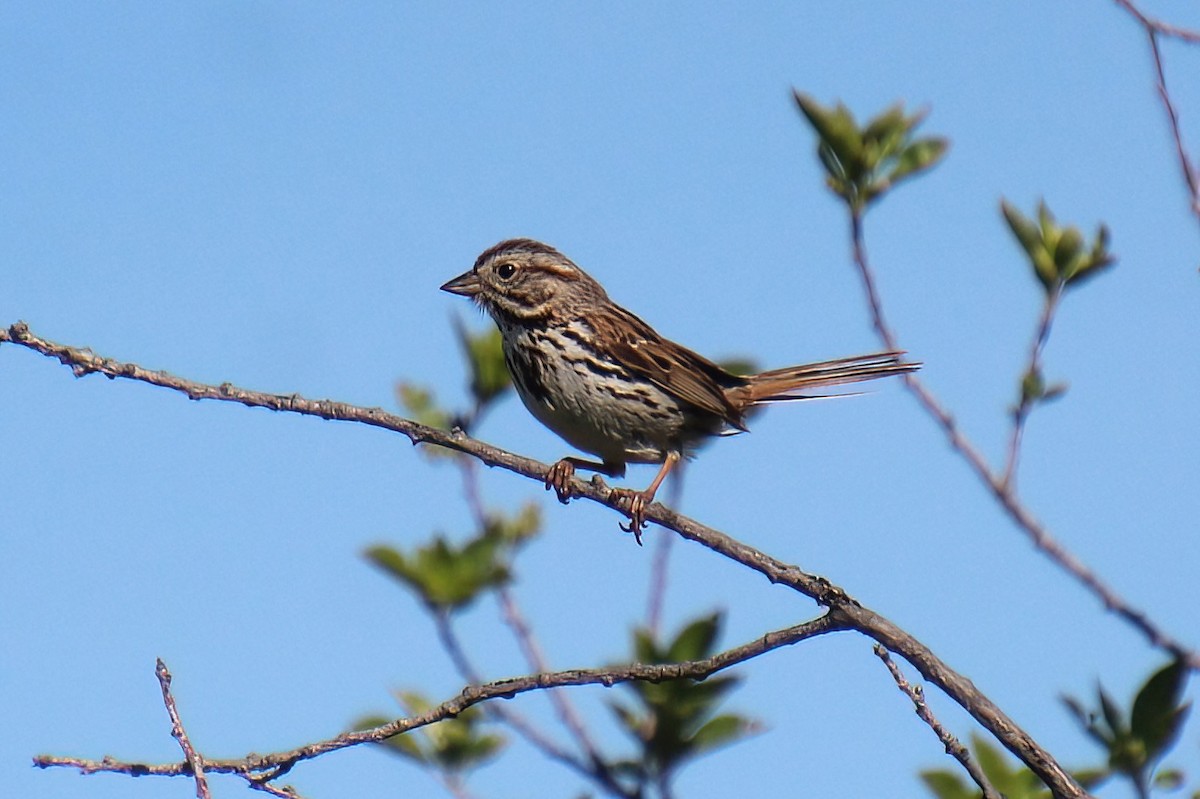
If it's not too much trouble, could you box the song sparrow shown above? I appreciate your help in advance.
[441,238,918,541]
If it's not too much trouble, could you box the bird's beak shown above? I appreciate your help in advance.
[440,270,482,297]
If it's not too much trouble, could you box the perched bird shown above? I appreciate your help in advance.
[441,238,918,540]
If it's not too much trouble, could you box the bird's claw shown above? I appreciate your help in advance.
[545,459,576,504]
[610,488,650,545]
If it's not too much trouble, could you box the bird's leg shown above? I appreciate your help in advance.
[610,451,681,544]
[545,457,625,504]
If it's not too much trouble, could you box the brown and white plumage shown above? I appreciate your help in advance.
[441,238,919,539]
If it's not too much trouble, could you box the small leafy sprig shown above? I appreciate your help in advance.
[793,91,948,213]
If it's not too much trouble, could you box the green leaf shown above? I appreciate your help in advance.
[1001,199,1116,293]
[1153,768,1185,790]
[1131,659,1190,760]
[607,699,646,739]
[1001,199,1058,291]
[369,506,536,617]
[919,769,976,799]
[1099,684,1127,738]
[482,501,542,547]
[689,713,753,754]
[391,692,506,774]
[612,613,751,782]
[364,533,511,611]
[793,92,864,172]
[1037,201,1058,248]
[352,713,428,763]
[971,734,1011,787]
[968,733,1050,798]
[666,613,721,663]
[1065,223,1116,286]
[397,383,454,431]
[632,627,659,663]
[795,91,947,213]
[453,318,511,409]
[1062,694,1112,746]
[862,103,908,148]
[1052,226,1084,280]
[890,136,949,183]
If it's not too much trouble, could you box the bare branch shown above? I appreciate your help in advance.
[155,659,210,799]
[1112,0,1200,43]
[36,619,838,789]
[874,645,1001,799]
[841,219,1199,672]
[5,321,1091,797]
[1113,0,1200,224]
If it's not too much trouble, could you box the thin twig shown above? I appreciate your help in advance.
[1112,0,1200,224]
[645,473,684,638]
[842,221,1199,672]
[1112,0,1200,43]
[494,587,622,787]
[1002,287,1062,490]
[4,322,1092,797]
[431,611,578,771]
[433,608,633,798]
[245,777,304,798]
[873,645,1001,799]
[36,619,839,786]
[155,659,210,799]
[454,460,624,796]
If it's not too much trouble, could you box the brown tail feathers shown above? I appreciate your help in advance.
[740,351,919,404]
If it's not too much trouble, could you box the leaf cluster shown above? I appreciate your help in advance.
[923,661,1191,799]
[365,502,539,611]
[793,91,947,213]
[607,614,756,790]
[1062,659,1192,796]
[1001,200,1114,295]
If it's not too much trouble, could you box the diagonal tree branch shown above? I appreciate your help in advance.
[874,645,1001,799]
[5,321,1089,797]
[844,216,1199,673]
[36,618,840,788]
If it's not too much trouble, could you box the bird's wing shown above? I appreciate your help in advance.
[589,304,747,430]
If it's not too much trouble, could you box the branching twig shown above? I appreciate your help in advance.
[36,619,839,788]
[874,645,1001,799]
[843,219,1199,673]
[1002,286,1062,490]
[1111,0,1200,43]
[1113,0,1200,224]
[156,659,211,799]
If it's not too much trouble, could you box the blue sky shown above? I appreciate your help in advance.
[3,3,1199,798]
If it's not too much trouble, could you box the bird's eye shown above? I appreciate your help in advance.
[496,262,517,280]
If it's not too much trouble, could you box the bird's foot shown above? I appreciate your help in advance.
[545,459,576,504]
[609,488,654,545]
